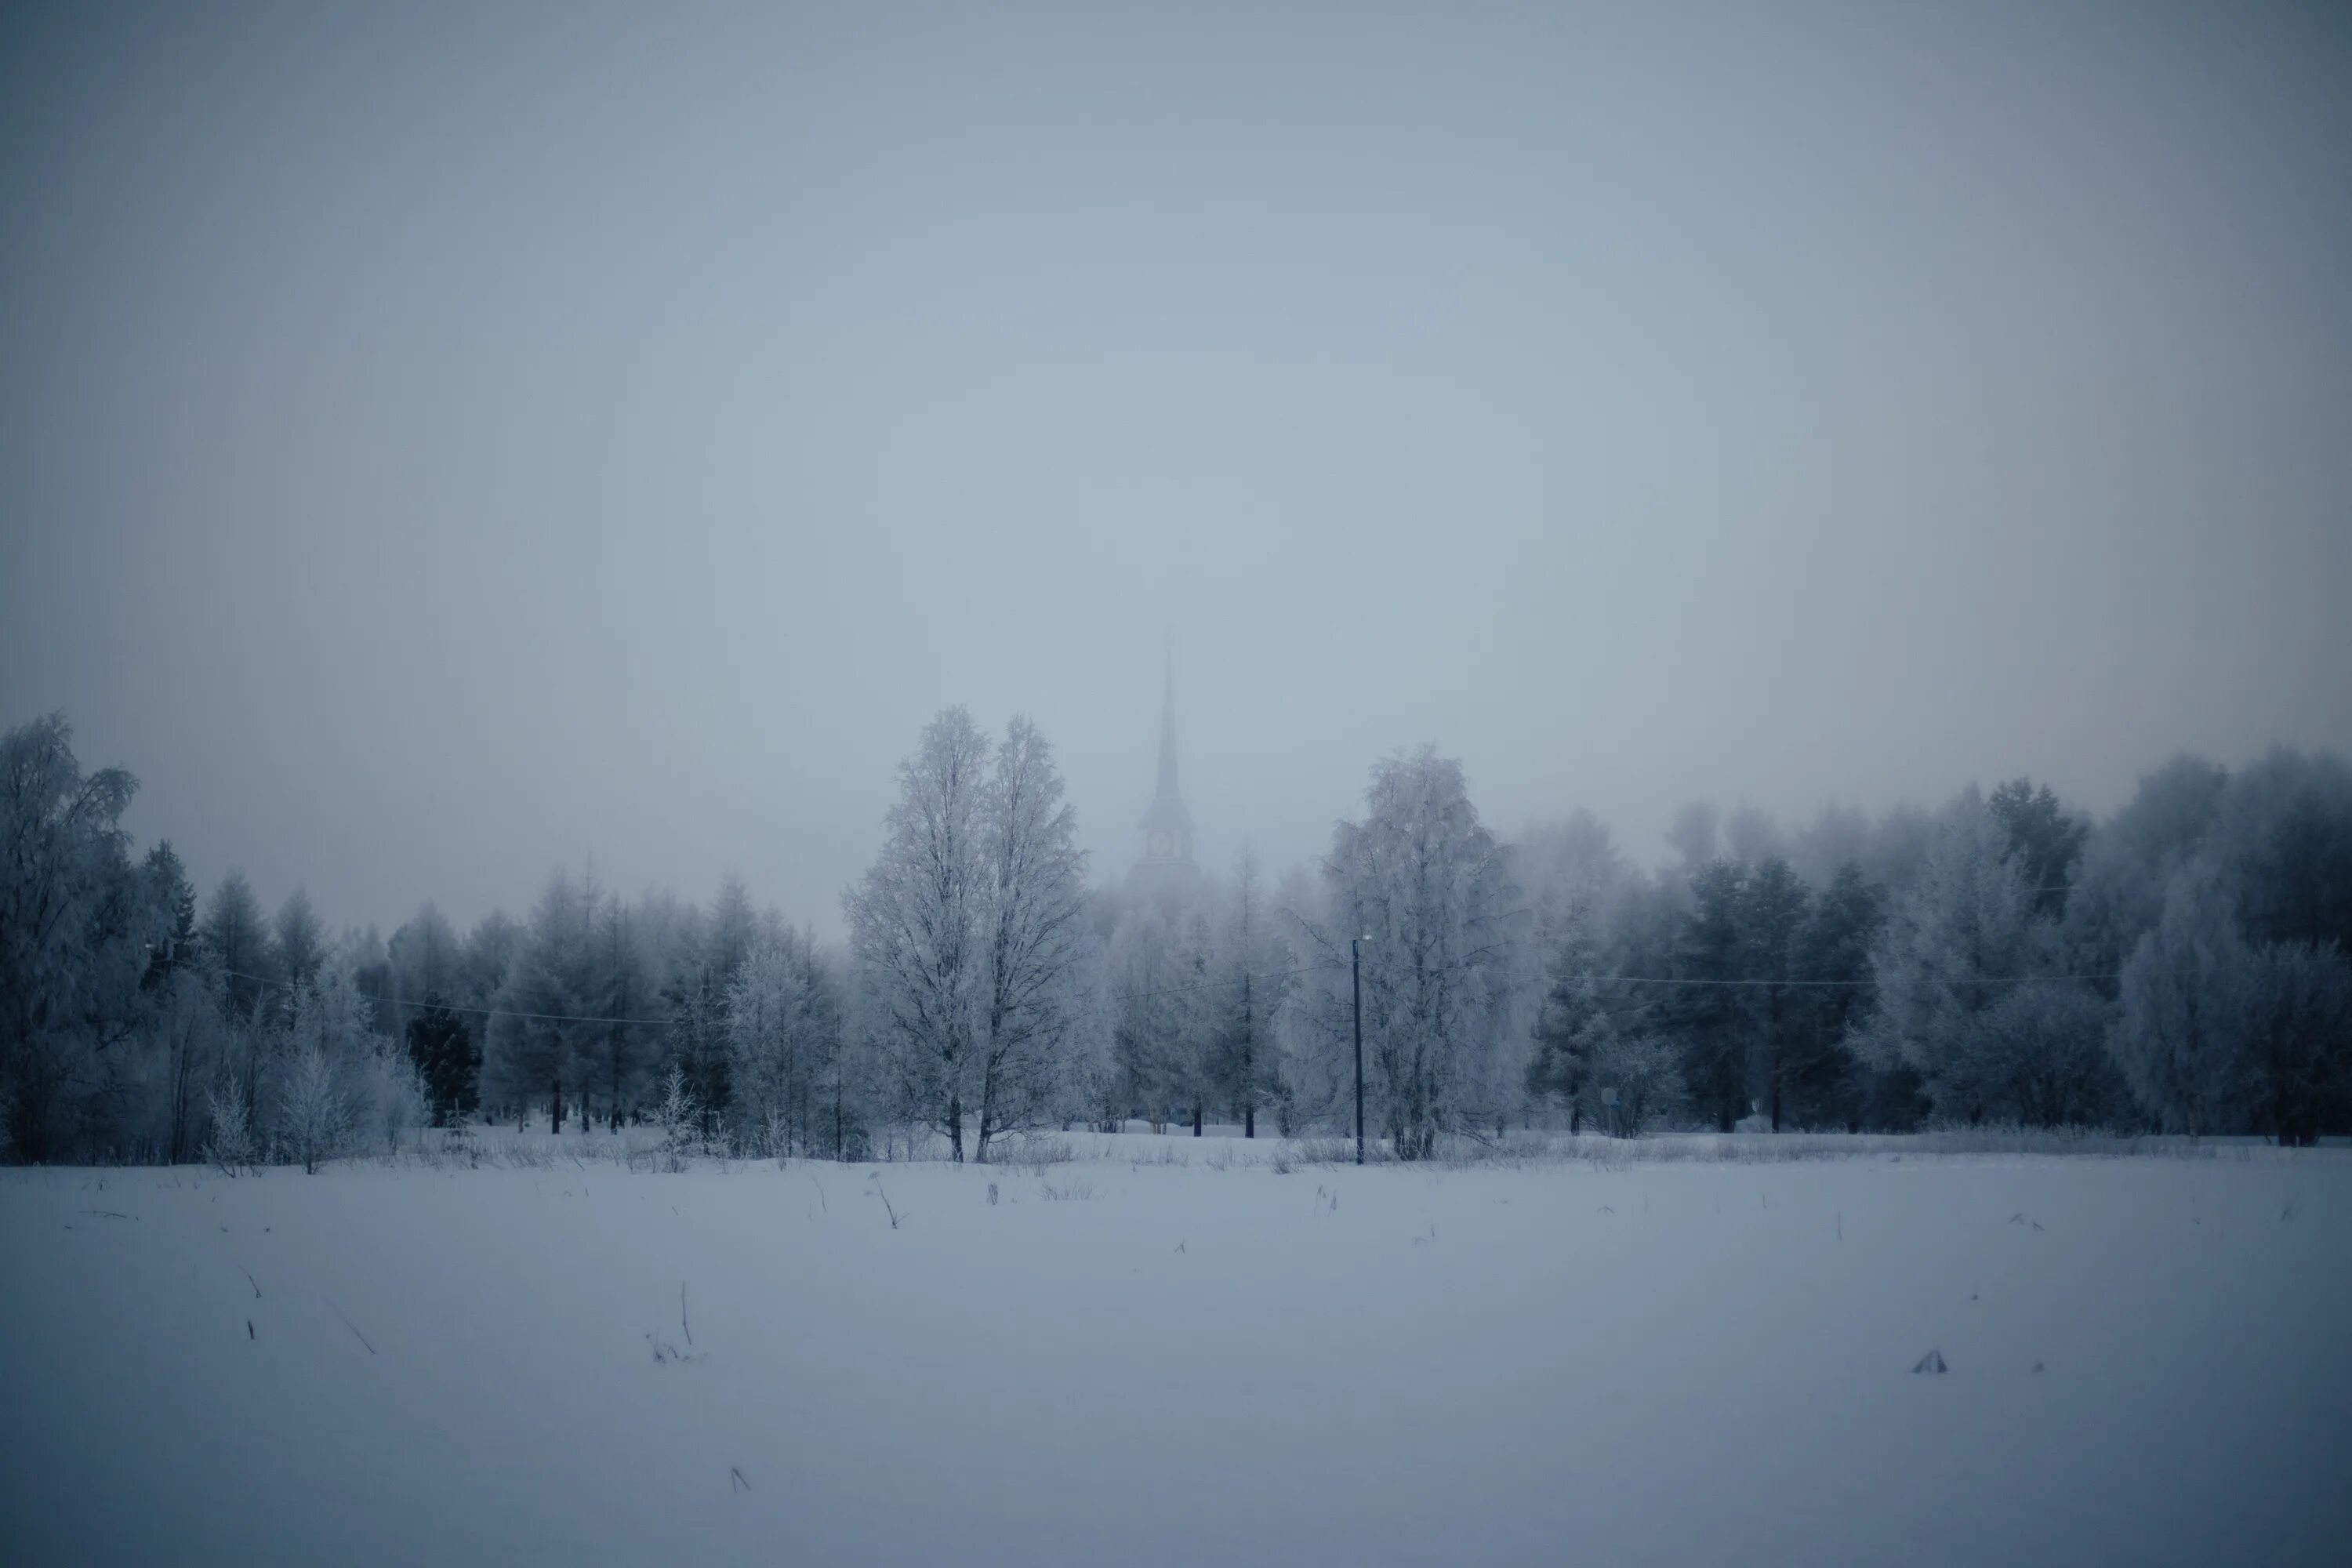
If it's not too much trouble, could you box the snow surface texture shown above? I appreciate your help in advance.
[2,1138,2347,1566]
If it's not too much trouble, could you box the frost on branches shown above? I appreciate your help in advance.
[846,710,1094,1163]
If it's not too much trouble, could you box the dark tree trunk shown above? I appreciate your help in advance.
[1192,1103,1203,1137]
[550,1078,563,1135]
[1244,1105,1254,1138]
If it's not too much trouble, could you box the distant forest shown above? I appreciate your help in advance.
[5,709,2347,1166]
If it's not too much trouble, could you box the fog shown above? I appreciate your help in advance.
[4,0,2347,936]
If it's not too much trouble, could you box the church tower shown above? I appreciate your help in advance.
[1126,646,1203,904]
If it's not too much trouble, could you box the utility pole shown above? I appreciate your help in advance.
[1352,935,1367,1165]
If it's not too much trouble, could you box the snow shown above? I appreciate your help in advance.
[2,1137,2347,1566]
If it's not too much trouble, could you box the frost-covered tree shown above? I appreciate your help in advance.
[1524,888,1622,1133]
[704,876,760,992]
[1105,891,1221,1136]
[274,964,387,1171]
[1851,787,2053,1123]
[358,1035,430,1155]
[1267,864,1339,1135]
[1319,746,1522,1159]
[2062,754,2228,990]
[1788,862,1882,1130]
[484,869,599,1131]
[387,902,463,1040]
[1212,848,1288,1136]
[579,893,652,1131]
[1664,861,1750,1131]
[662,879,764,1136]
[203,1082,255,1173]
[970,717,1093,1161]
[198,870,274,1025]
[1953,981,2119,1127]
[405,999,478,1127]
[2206,746,2352,956]
[1987,779,2089,919]
[846,709,991,1160]
[141,842,199,981]
[728,928,842,1156]
[2240,940,2352,1146]
[2111,864,2252,1136]
[847,710,1094,1163]
[272,889,328,1011]
[153,961,228,1163]
[1588,1033,1683,1134]
[1738,857,1812,1131]
[1517,812,1646,1133]
[0,713,169,1162]
[461,910,521,1014]
[1106,898,1189,1129]
[1169,902,1221,1134]
[654,1063,702,1164]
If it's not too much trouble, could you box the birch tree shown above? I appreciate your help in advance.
[971,717,1092,1162]
[845,708,990,1160]
[846,710,1093,1162]
[1322,746,1522,1160]
[2111,863,2252,1136]
[1851,786,2050,1122]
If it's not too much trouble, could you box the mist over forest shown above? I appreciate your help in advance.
[8,705,2347,1168]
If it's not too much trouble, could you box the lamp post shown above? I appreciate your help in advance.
[1352,935,1370,1165]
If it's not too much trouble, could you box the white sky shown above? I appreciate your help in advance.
[3,1,2347,936]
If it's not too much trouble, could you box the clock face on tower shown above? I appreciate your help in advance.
[1147,831,1174,858]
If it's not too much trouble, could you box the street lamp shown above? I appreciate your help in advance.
[1352,935,1371,1165]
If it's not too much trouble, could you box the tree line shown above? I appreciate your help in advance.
[4,709,2347,1167]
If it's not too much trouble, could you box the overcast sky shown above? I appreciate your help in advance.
[3,0,2348,938]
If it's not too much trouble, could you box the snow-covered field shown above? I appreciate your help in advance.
[3,1137,2347,1567]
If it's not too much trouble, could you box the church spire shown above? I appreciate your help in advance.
[1156,638,1181,806]
[1138,637,1193,847]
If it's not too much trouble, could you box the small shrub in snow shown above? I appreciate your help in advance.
[361,1044,430,1155]
[203,1085,255,1175]
[277,1045,350,1175]
[1037,1178,1094,1202]
[655,1067,702,1172]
